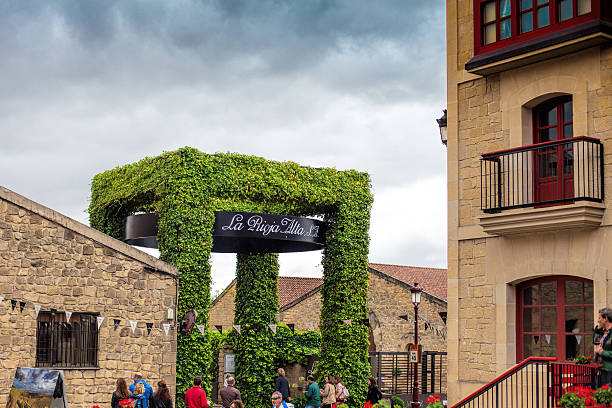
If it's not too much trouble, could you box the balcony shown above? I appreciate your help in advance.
[479,136,605,235]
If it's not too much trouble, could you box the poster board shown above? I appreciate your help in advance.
[5,368,67,408]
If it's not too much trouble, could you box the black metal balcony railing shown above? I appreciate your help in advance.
[481,136,604,213]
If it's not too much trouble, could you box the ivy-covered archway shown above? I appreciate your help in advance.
[88,147,372,407]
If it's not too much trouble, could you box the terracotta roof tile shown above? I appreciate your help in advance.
[276,263,448,308]
[278,276,323,309]
[368,263,447,301]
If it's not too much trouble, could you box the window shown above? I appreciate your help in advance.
[520,0,551,33]
[533,96,574,202]
[559,0,592,21]
[482,0,513,44]
[36,311,99,367]
[518,277,593,361]
[475,0,596,48]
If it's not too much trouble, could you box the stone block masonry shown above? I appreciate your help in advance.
[0,186,178,408]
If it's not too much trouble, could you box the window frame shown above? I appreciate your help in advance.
[516,276,594,363]
[473,0,600,55]
[36,310,100,368]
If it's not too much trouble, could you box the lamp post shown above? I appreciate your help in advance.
[436,109,447,146]
[410,282,422,408]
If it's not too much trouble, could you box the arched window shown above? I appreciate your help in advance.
[517,276,593,362]
[533,96,574,202]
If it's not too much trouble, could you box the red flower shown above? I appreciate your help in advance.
[119,399,134,407]
[434,395,441,399]
[602,384,610,390]
[585,396,595,406]
[425,397,436,403]
[588,355,594,359]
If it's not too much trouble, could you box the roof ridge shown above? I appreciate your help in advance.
[369,262,447,271]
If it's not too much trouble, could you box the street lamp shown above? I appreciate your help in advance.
[436,109,447,146]
[410,282,423,408]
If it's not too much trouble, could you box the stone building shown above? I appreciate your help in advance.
[209,263,447,399]
[444,0,612,403]
[0,186,178,407]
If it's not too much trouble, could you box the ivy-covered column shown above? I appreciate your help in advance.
[157,170,216,403]
[234,253,280,408]
[319,199,372,407]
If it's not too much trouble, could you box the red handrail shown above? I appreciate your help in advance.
[450,357,557,408]
[481,136,601,158]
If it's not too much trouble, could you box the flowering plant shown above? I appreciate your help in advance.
[118,399,135,408]
[92,405,101,408]
[596,384,612,407]
[425,394,444,408]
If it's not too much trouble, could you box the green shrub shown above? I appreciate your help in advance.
[390,396,404,408]
[558,392,585,408]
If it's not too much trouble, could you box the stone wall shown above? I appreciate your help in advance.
[209,281,237,331]
[0,188,178,408]
[278,291,322,332]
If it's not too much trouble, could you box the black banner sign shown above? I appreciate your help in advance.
[125,211,326,253]
[212,211,326,253]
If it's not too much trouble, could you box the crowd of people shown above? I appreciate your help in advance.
[111,372,172,408]
[111,368,381,408]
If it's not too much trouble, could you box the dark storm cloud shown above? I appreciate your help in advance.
[0,0,444,98]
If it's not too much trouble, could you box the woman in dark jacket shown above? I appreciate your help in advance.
[111,378,131,408]
[274,368,291,401]
[366,378,382,406]
[150,380,173,408]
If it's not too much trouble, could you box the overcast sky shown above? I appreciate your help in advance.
[0,0,447,294]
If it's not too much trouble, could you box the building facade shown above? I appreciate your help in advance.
[445,0,612,402]
[0,186,178,408]
[209,263,448,400]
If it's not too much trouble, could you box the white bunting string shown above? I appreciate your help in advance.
[97,316,105,329]
[130,321,137,333]
[162,323,171,336]
[197,325,206,335]
[34,305,41,318]
[65,311,72,323]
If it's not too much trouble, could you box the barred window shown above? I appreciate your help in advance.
[36,311,99,368]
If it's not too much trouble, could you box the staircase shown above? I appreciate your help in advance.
[451,357,597,408]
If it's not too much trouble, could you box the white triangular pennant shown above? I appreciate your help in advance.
[233,325,241,334]
[0,296,3,304]
[34,305,41,317]
[306,322,313,330]
[65,311,72,322]
[97,316,104,329]
[342,319,352,326]
[269,324,277,334]
[576,335,582,345]
[162,323,171,336]
[130,321,137,333]
[545,335,551,344]
[197,325,206,335]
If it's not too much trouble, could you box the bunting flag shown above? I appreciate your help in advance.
[214,325,223,334]
[34,305,41,317]
[197,325,206,335]
[424,322,430,330]
[97,316,105,329]
[545,335,551,344]
[233,325,241,334]
[269,324,277,334]
[162,323,171,336]
[114,319,121,331]
[361,318,370,326]
[341,320,352,326]
[65,311,72,323]
[0,296,3,304]
[130,321,137,333]
[19,302,25,313]
[11,300,16,311]
[287,324,295,333]
[398,314,410,321]
[576,335,582,345]
[146,323,154,335]
[306,322,314,330]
